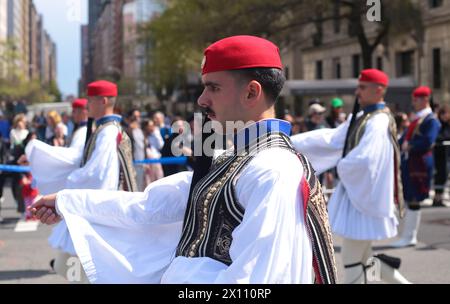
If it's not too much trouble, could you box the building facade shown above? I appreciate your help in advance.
[79,24,89,93]
[0,0,8,78]
[39,30,56,85]
[2,0,55,84]
[28,1,39,80]
[122,0,164,95]
[282,0,450,113]
[21,0,30,81]
[7,0,25,79]
[87,0,132,82]
[82,0,164,95]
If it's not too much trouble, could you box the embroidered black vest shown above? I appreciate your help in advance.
[175,132,337,283]
[81,120,138,192]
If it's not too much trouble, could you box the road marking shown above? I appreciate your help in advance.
[14,220,39,232]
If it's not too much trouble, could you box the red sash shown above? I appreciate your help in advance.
[405,118,420,141]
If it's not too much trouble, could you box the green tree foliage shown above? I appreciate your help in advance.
[141,0,422,92]
[341,0,422,68]
[46,80,62,102]
[118,77,137,96]
[0,40,62,104]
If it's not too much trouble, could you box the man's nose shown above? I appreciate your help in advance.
[197,90,208,108]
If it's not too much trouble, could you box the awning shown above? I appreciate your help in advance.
[281,77,416,96]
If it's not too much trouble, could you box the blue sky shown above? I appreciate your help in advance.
[34,0,88,97]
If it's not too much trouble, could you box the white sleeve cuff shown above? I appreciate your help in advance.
[55,192,65,219]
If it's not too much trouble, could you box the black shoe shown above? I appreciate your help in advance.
[50,259,55,271]
[374,254,402,269]
[432,198,446,207]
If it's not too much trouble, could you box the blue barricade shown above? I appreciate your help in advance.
[134,157,188,166]
[0,157,189,173]
[0,165,31,173]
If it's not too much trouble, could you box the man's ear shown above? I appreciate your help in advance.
[245,80,262,106]
[378,85,387,97]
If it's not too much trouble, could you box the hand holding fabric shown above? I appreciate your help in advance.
[28,194,61,225]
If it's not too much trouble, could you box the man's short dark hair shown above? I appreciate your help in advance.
[230,68,286,103]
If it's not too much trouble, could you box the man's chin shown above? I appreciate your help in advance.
[207,120,230,136]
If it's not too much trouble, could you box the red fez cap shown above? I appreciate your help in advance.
[413,86,432,97]
[72,98,88,109]
[87,80,118,97]
[359,69,389,86]
[202,35,283,75]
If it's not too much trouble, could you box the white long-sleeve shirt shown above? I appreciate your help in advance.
[291,112,398,240]
[26,124,121,254]
[55,147,313,284]
[69,126,87,152]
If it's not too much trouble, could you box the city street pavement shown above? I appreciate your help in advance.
[0,185,66,284]
[0,184,449,284]
[327,192,450,284]
[334,205,450,284]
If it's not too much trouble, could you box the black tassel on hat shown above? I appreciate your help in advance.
[187,114,214,199]
[85,117,94,146]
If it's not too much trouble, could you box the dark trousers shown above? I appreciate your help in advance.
[434,146,448,195]
[0,172,24,213]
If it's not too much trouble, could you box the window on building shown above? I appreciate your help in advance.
[333,58,341,79]
[352,54,361,78]
[396,50,414,77]
[333,0,341,33]
[429,0,443,8]
[433,48,441,89]
[376,56,383,71]
[285,66,290,80]
[348,22,357,37]
[316,60,323,80]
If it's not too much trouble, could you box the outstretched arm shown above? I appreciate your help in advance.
[291,118,350,174]
[25,139,83,194]
[30,171,193,229]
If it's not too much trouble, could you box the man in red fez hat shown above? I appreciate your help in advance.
[30,36,336,284]
[68,99,89,150]
[390,86,441,247]
[24,80,137,283]
[85,80,118,122]
[292,68,411,283]
[19,98,89,165]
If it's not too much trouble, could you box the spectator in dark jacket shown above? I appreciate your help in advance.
[433,105,450,207]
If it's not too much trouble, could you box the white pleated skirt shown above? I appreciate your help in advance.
[328,183,398,241]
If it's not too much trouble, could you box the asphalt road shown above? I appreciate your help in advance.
[0,185,449,284]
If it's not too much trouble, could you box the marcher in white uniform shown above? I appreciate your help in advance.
[25,82,137,283]
[292,69,411,284]
[67,99,89,151]
[30,36,337,284]
[22,98,88,278]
